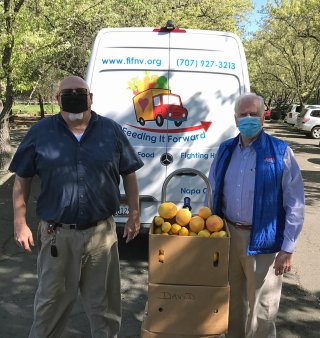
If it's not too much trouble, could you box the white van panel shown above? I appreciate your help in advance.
[96,29,170,48]
[86,27,250,227]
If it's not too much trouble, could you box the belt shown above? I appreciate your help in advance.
[47,221,98,230]
[226,218,252,230]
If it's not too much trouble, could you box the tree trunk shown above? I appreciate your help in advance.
[0,116,12,171]
[0,72,14,171]
[0,0,26,170]
[38,93,45,119]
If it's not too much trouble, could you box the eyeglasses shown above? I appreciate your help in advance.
[59,88,88,96]
[238,112,261,118]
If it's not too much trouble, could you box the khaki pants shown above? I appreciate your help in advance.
[29,218,121,338]
[226,224,283,338]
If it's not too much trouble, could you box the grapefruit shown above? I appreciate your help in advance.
[158,202,178,219]
[198,206,212,220]
[206,215,224,232]
[175,208,192,226]
[189,216,205,233]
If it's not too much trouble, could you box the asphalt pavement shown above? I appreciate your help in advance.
[0,121,319,338]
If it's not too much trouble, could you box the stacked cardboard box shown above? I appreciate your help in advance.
[141,220,230,337]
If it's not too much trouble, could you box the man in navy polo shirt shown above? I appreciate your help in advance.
[10,75,144,338]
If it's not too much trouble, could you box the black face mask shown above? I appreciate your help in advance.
[61,93,88,114]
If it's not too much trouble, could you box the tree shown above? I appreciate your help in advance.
[246,0,320,109]
[0,0,253,170]
[105,0,252,35]
[0,0,26,170]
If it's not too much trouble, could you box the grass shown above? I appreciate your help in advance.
[12,103,60,116]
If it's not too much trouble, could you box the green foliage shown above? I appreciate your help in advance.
[0,0,253,105]
[12,103,60,115]
[3,0,320,114]
[246,0,320,107]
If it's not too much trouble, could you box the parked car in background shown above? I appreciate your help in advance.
[270,104,290,120]
[264,109,271,120]
[295,105,320,139]
[284,104,303,125]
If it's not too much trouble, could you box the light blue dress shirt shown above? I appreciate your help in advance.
[208,139,304,253]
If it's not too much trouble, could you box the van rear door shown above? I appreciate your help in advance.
[86,27,250,227]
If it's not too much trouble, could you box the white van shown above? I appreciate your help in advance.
[86,23,250,229]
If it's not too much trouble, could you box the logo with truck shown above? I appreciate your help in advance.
[129,72,188,127]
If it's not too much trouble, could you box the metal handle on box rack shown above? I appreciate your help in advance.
[161,168,212,208]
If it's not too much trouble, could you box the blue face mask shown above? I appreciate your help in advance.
[237,116,261,138]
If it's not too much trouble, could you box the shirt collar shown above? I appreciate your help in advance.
[238,129,263,149]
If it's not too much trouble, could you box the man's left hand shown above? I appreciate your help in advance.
[273,250,293,276]
[123,214,140,243]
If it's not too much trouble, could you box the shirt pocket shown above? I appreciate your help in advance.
[245,166,256,208]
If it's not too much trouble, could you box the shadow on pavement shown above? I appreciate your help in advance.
[264,122,320,155]
[0,175,148,338]
[278,273,320,338]
[1,123,320,337]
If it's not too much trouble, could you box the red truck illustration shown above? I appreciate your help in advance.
[133,88,188,127]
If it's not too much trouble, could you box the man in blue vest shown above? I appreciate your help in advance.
[208,93,304,338]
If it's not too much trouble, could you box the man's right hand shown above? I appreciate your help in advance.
[14,224,34,252]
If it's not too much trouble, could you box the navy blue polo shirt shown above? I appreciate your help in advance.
[9,111,144,225]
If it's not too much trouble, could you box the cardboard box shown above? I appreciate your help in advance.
[144,283,229,336]
[141,304,222,337]
[149,221,230,286]
[141,323,221,338]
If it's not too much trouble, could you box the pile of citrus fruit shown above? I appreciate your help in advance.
[153,202,227,237]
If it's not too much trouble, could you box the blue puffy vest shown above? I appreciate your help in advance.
[212,130,288,255]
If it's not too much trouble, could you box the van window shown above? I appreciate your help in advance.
[310,110,320,117]
[153,96,161,106]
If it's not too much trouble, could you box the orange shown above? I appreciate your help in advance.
[206,215,224,232]
[189,216,205,233]
[158,202,178,219]
[198,206,212,220]
[175,208,192,226]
